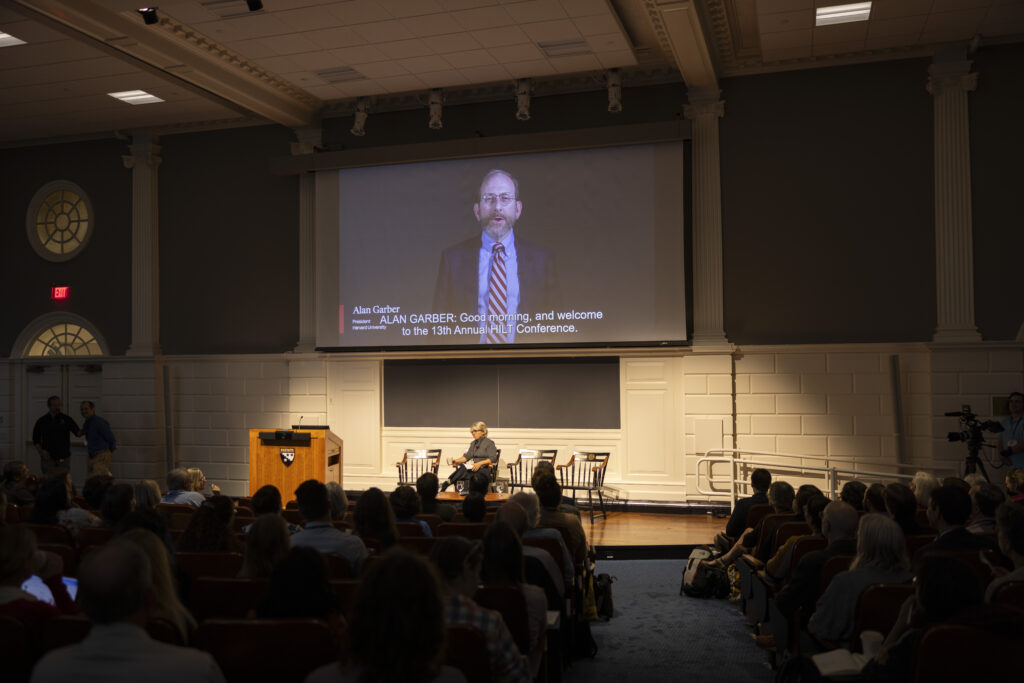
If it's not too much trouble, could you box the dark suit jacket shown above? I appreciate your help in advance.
[775,537,857,619]
[432,234,561,320]
[913,526,997,563]
[725,491,768,540]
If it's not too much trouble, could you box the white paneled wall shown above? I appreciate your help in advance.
[0,343,1020,501]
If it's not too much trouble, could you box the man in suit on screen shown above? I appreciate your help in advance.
[433,169,560,344]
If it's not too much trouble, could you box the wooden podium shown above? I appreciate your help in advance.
[248,428,342,497]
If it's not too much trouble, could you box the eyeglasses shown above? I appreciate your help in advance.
[480,193,516,206]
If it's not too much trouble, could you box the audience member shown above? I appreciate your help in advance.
[417,472,456,522]
[942,476,971,493]
[244,484,301,535]
[178,496,238,553]
[510,491,573,587]
[2,461,35,505]
[462,492,487,523]
[325,482,348,521]
[391,485,432,536]
[531,461,578,515]
[712,480,796,567]
[482,520,547,677]
[808,514,912,645]
[117,528,196,644]
[430,536,530,683]
[100,483,135,527]
[291,480,368,574]
[767,492,828,579]
[29,473,100,539]
[966,482,1005,534]
[81,473,114,511]
[258,546,342,626]
[985,502,1024,602]
[915,484,997,560]
[496,500,563,603]
[910,471,940,508]
[469,470,492,497]
[239,514,290,579]
[1006,468,1024,503]
[715,468,771,552]
[883,482,931,536]
[186,467,220,496]
[353,487,399,552]
[864,483,886,514]
[533,473,587,566]
[160,468,205,507]
[839,481,866,511]
[0,525,78,641]
[775,501,859,621]
[133,480,162,512]
[963,472,987,488]
[306,549,464,683]
[30,541,225,682]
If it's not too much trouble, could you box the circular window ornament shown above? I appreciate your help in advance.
[26,180,93,262]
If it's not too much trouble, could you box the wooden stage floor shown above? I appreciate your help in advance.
[584,511,727,547]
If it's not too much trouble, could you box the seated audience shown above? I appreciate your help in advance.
[469,470,492,498]
[117,528,196,644]
[808,513,913,645]
[767,492,828,579]
[942,476,971,493]
[325,482,348,522]
[306,549,464,683]
[839,481,866,511]
[884,482,931,536]
[100,483,135,527]
[715,468,771,552]
[430,536,530,683]
[0,525,78,641]
[239,514,290,579]
[496,501,563,602]
[863,483,886,514]
[29,473,100,539]
[353,487,399,551]
[186,467,220,496]
[417,472,456,522]
[30,540,225,682]
[963,472,988,488]
[966,482,1005,535]
[160,468,205,507]
[258,546,342,628]
[391,485,432,536]
[482,521,547,677]
[462,492,487,524]
[510,491,573,587]
[177,496,238,553]
[2,460,35,505]
[291,480,368,574]
[1005,468,1024,503]
[775,501,859,621]
[133,480,162,513]
[915,484,997,560]
[81,473,114,511]
[531,461,578,515]
[533,473,587,567]
[243,484,301,535]
[711,480,796,567]
[985,502,1024,602]
[910,471,940,508]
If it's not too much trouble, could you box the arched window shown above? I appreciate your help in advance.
[14,314,108,358]
[25,180,93,262]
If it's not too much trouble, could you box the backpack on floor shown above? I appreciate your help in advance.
[594,573,616,620]
[680,547,729,599]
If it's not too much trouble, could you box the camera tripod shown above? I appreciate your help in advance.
[963,442,990,483]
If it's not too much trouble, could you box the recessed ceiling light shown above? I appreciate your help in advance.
[108,89,165,105]
[816,2,872,27]
[0,31,27,47]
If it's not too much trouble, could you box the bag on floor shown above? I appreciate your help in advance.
[594,573,616,620]
[680,548,729,599]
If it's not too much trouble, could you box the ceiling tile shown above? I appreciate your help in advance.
[398,55,454,73]
[351,61,410,78]
[596,49,638,68]
[452,6,516,30]
[330,44,391,64]
[931,0,994,11]
[378,0,446,17]
[221,38,280,59]
[256,55,304,74]
[471,25,531,46]
[261,34,323,56]
[586,32,631,52]
[869,0,935,20]
[0,19,72,44]
[353,20,416,42]
[979,5,1024,35]
[444,49,499,68]
[503,59,558,78]
[376,74,428,92]
[195,14,289,41]
[489,43,546,62]
[812,40,867,56]
[287,50,348,71]
[303,84,345,100]
[758,0,814,15]
[282,71,329,88]
[377,39,435,59]
[813,21,869,42]
[759,10,814,33]
[923,7,989,30]
[306,26,366,49]
[560,0,608,18]
[868,15,927,38]
[761,45,813,61]
[522,19,583,42]
[275,6,344,33]
[437,0,500,10]
[417,69,472,87]
[342,80,391,97]
[422,32,484,52]
[328,0,394,25]
[401,14,464,37]
[759,28,813,50]
[573,13,620,36]
[864,33,923,49]
[456,63,512,82]
[504,0,569,23]
[548,53,601,72]
[0,40,99,70]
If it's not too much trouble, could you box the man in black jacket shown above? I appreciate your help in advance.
[715,468,771,552]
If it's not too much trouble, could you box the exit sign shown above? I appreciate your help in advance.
[51,286,70,300]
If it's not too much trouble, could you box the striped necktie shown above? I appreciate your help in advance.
[486,243,507,344]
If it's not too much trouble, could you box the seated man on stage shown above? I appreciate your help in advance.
[440,421,497,492]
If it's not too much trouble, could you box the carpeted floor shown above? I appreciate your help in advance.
[563,559,772,683]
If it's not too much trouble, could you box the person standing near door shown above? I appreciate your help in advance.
[80,400,116,476]
[32,396,81,475]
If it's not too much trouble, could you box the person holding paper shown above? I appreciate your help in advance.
[440,421,496,492]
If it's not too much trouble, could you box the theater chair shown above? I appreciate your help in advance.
[0,616,33,683]
[396,521,427,537]
[175,552,245,581]
[194,618,342,683]
[913,624,1020,681]
[437,522,488,540]
[747,521,811,623]
[849,582,914,650]
[75,526,115,555]
[475,584,531,655]
[445,625,490,682]
[189,577,269,622]
[397,536,436,555]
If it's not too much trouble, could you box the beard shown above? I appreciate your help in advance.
[480,210,515,239]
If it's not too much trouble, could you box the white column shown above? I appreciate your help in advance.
[684,90,732,350]
[292,126,321,353]
[122,131,161,356]
[928,59,981,343]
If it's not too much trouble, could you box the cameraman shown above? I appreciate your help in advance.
[999,392,1024,468]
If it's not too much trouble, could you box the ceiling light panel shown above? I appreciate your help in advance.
[816,3,872,27]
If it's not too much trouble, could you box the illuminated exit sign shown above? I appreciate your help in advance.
[51,286,70,300]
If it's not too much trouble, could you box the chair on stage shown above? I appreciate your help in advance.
[556,451,610,522]
[445,625,490,683]
[395,449,441,486]
[506,449,557,493]
[194,618,342,683]
[189,577,269,622]
[436,522,488,540]
[176,552,245,580]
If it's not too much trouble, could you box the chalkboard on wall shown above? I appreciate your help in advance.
[384,357,620,429]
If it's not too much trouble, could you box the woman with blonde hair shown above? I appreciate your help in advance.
[186,467,220,496]
[240,514,290,579]
[116,528,196,643]
[809,513,913,645]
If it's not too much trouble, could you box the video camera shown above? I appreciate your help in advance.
[945,404,1003,444]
